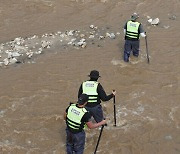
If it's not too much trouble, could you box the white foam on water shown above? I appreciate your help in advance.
[106,100,161,132]
[129,91,145,99]
[8,96,35,112]
[0,109,6,117]
[169,106,179,121]
[162,84,173,88]
[118,103,145,117]
[169,106,179,129]
[144,116,155,121]
[129,53,148,64]
[111,58,128,67]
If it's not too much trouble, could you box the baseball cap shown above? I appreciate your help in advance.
[78,94,89,105]
[131,13,139,20]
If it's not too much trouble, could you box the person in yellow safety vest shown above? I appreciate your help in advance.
[78,70,116,123]
[64,94,106,154]
[123,12,146,62]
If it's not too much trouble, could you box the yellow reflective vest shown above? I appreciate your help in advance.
[82,81,98,103]
[66,104,87,131]
[126,21,140,40]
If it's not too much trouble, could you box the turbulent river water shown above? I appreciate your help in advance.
[0,0,179,154]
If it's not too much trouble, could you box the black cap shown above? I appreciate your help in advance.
[78,94,89,105]
[88,70,101,78]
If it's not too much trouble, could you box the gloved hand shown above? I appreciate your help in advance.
[140,32,146,37]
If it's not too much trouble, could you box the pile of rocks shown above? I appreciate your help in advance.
[146,14,177,28]
[147,16,160,25]
[0,25,120,67]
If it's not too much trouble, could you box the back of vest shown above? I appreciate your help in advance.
[66,104,87,133]
[125,21,140,40]
[82,81,99,103]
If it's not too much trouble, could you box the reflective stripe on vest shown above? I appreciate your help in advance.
[82,81,98,103]
[67,104,87,130]
[126,21,140,39]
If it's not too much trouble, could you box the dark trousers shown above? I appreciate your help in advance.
[85,104,104,123]
[124,39,140,62]
[66,128,85,154]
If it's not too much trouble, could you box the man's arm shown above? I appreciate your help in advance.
[139,24,146,37]
[123,22,127,34]
[98,83,115,101]
[64,112,67,120]
[64,106,70,120]
[78,84,83,98]
[82,112,106,129]
[86,120,106,129]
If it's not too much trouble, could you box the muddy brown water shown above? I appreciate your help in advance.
[0,0,180,154]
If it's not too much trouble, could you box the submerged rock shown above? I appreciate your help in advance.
[151,18,160,25]
[168,14,177,20]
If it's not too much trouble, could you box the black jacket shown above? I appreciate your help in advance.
[78,79,114,107]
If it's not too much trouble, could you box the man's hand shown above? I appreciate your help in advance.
[112,90,116,96]
[101,120,106,125]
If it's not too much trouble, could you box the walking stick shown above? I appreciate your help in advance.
[94,125,105,154]
[113,95,116,127]
[145,35,150,64]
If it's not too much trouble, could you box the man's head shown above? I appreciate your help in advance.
[78,94,89,105]
[88,70,101,80]
[131,13,139,21]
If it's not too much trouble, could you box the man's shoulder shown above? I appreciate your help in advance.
[124,20,129,25]
[67,102,76,108]
[97,82,103,91]
[83,111,91,120]
[82,80,89,84]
